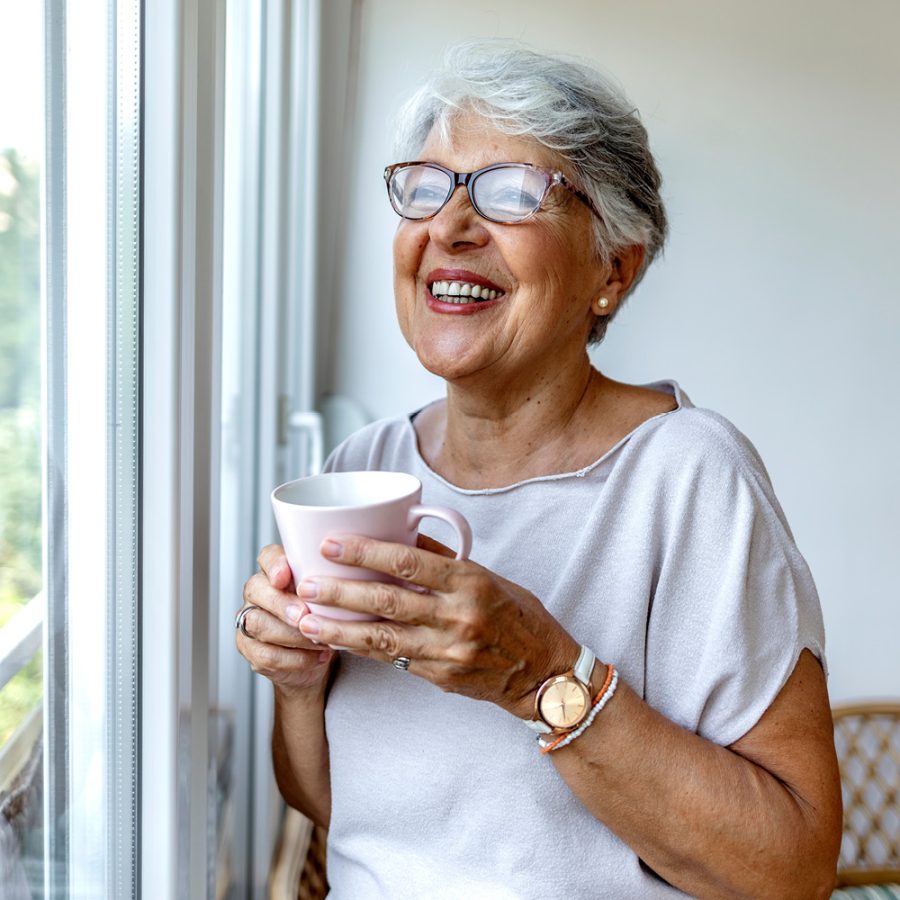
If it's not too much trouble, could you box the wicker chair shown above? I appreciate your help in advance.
[268,806,328,900]
[832,703,900,889]
[297,824,328,900]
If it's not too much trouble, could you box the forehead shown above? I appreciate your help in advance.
[419,110,565,173]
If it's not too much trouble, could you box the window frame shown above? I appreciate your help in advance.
[142,0,227,896]
[37,0,143,895]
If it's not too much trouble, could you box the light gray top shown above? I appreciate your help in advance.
[320,381,825,899]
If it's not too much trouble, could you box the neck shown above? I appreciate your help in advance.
[426,353,608,489]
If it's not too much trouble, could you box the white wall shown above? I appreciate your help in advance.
[317,0,900,704]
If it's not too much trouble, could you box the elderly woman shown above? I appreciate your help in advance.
[237,43,841,898]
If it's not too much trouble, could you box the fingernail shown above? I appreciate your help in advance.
[270,563,286,582]
[318,649,332,664]
[298,580,318,599]
[299,616,321,636]
[321,539,343,559]
[284,604,304,624]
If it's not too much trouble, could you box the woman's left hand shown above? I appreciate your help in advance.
[296,533,579,718]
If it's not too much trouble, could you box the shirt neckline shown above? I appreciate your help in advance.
[404,380,689,496]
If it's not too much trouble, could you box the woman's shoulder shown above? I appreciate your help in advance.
[628,382,767,477]
[324,411,419,473]
[612,386,780,513]
[654,406,768,479]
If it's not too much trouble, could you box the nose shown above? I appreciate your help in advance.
[427,184,490,251]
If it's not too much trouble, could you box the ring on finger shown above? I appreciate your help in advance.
[392,656,411,671]
[235,604,260,639]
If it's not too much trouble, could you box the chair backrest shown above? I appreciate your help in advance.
[832,702,900,887]
[297,824,328,900]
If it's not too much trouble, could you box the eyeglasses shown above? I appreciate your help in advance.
[383,161,602,225]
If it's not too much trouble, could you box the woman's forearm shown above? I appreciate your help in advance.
[551,654,840,899]
[271,681,332,828]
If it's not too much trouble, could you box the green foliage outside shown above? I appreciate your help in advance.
[0,147,43,745]
[0,651,42,745]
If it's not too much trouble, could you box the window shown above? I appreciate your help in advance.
[0,5,43,892]
[0,5,43,747]
[0,0,141,895]
[0,2,327,894]
[142,0,324,894]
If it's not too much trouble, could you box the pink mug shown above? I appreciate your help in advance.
[271,470,472,621]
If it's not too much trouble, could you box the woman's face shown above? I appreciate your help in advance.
[392,112,610,389]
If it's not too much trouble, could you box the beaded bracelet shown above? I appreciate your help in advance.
[538,665,619,754]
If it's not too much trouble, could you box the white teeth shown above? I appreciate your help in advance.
[429,279,502,302]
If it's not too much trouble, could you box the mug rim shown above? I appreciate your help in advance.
[271,470,422,511]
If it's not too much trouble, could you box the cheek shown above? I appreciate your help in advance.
[393,223,427,278]
[392,228,421,345]
[509,233,570,296]
[394,296,414,350]
[541,225,600,286]
[506,230,600,329]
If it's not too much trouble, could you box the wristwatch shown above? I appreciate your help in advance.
[523,645,595,735]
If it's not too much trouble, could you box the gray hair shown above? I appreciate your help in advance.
[392,41,668,344]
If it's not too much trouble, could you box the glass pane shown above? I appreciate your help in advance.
[0,1,44,895]
[55,0,142,888]
[0,1,141,896]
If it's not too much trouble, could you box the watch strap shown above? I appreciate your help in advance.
[573,644,595,685]
[524,717,553,734]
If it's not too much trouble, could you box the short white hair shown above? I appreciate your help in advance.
[393,41,668,344]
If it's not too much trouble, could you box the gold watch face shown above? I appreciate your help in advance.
[539,678,590,729]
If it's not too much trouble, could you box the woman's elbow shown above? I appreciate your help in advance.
[792,812,842,899]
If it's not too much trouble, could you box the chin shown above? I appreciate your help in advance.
[416,351,467,382]
[413,340,482,383]
[406,314,499,382]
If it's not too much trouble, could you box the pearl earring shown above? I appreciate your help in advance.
[597,297,609,311]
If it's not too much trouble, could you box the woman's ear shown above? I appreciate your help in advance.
[591,245,646,316]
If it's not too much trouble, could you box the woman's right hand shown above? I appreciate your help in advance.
[236,544,336,694]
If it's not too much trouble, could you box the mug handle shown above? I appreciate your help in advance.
[408,505,473,560]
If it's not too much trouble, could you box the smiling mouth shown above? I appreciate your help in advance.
[428,279,504,304]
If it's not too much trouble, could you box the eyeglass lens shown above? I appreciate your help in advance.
[389,165,550,223]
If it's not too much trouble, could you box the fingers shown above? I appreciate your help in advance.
[235,603,320,650]
[295,612,488,693]
[236,630,333,682]
[244,571,307,628]
[257,543,293,591]
[238,545,340,691]
[298,577,438,625]
[321,535,460,591]
[299,613,424,663]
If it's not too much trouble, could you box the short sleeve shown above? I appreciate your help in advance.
[642,411,825,747]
